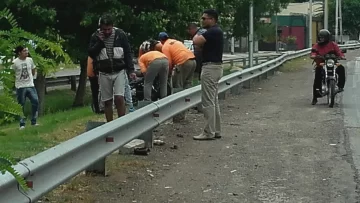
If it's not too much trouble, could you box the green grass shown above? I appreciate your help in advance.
[0,107,100,159]
[0,87,101,159]
[279,56,309,72]
[23,88,92,115]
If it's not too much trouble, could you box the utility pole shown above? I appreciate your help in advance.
[275,12,278,52]
[335,0,339,42]
[309,0,313,48]
[249,0,254,67]
[339,0,343,44]
[324,0,328,30]
[231,37,235,54]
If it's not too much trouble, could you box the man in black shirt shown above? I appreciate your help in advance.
[192,9,224,140]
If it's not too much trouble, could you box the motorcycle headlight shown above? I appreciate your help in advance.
[326,59,335,67]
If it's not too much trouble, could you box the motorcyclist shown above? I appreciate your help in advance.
[138,40,169,101]
[310,29,346,105]
[138,39,162,58]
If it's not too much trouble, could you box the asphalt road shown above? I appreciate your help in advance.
[46,50,360,203]
[343,54,360,196]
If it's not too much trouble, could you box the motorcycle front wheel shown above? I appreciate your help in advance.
[328,79,335,108]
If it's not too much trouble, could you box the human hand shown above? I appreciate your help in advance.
[97,31,104,41]
[129,72,137,80]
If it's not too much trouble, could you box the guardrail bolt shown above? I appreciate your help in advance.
[185,98,190,102]
[106,137,114,142]
[225,82,230,85]
[26,181,33,189]
[153,113,160,117]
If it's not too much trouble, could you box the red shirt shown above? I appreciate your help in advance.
[310,41,345,65]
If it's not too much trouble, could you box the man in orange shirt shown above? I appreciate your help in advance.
[158,32,196,90]
[138,40,163,58]
[138,40,169,101]
[87,56,103,114]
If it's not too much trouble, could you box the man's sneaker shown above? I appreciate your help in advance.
[193,134,215,141]
[32,123,40,126]
[19,126,25,130]
[129,107,135,112]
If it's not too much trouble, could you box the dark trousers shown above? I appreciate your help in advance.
[194,52,203,80]
[313,65,346,98]
[89,76,101,114]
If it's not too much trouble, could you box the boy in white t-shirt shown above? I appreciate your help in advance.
[12,46,39,129]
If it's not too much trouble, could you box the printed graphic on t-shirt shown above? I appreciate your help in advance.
[20,63,30,80]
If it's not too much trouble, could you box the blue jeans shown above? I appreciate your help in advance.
[16,87,39,126]
[124,75,133,107]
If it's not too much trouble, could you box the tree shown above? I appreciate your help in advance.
[232,0,292,38]
[328,0,360,38]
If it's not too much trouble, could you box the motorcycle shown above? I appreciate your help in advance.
[313,50,345,108]
[129,70,172,106]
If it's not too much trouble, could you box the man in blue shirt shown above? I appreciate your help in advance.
[193,9,224,140]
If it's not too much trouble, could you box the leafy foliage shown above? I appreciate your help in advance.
[328,0,360,37]
[256,23,277,42]
[233,0,291,37]
[0,152,28,191]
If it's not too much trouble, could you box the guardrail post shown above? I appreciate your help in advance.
[218,91,226,100]
[255,57,259,65]
[85,121,107,176]
[243,80,252,89]
[173,88,186,122]
[196,103,203,113]
[139,130,153,149]
[263,69,269,80]
[230,83,242,95]
[242,58,247,67]
[70,76,77,91]
[137,100,154,148]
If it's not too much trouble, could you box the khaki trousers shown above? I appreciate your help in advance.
[172,59,196,122]
[172,59,196,89]
[201,64,223,136]
[144,58,169,101]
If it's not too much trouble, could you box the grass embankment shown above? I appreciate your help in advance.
[0,88,103,159]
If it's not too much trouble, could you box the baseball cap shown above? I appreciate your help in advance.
[158,32,169,41]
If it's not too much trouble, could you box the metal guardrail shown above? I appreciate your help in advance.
[42,55,280,88]
[1,44,360,203]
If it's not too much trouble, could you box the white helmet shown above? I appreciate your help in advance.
[140,40,152,53]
